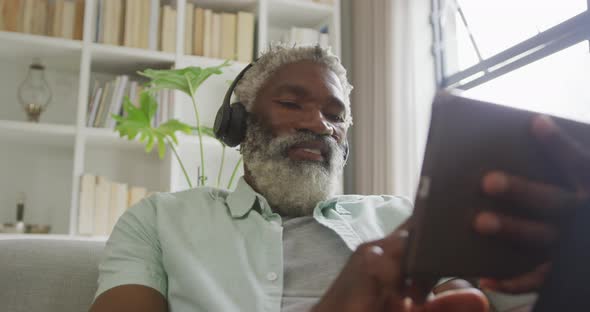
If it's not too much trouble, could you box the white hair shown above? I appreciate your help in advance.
[234,44,354,126]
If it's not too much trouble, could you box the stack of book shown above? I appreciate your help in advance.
[283,26,330,48]
[0,0,85,40]
[87,76,174,129]
[78,174,151,236]
[183,5,255,62]
[95,0,161,50]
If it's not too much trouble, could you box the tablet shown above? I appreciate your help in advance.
[403,91,590,280]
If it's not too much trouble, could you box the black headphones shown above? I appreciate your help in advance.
[213,61,350,164]
[213,62,255,147]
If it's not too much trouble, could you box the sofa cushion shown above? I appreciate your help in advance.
[0,238,105,312]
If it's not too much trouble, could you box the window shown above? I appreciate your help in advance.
[434,0,590,122]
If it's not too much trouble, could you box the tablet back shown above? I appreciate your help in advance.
[404,91,590,279]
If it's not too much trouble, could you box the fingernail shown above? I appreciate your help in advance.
[483,172,508,194]
[532,115,557,138]
[475,212,501,234]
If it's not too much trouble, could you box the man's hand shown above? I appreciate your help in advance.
[312,228,489,312]
[474,115,590,293]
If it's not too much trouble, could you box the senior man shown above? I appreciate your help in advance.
[90,45,589,312]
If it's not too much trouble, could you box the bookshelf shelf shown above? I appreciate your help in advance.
[90,43,175,75]
[82,127,147,150]
[267,0,333,28]
[0,0,341,237]
[0,120,76,147]
[0,31,83,71]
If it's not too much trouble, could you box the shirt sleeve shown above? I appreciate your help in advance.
[94,196,168,300]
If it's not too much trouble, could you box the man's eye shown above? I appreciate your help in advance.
[326,114,345,123]
[278,101,301,109]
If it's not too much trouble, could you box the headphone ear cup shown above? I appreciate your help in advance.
[225,102,248,147]
[214,100,232,140]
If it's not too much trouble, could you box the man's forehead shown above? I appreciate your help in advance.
[265,61,345,95]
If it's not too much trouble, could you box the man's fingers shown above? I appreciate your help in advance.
[474,212,558,247]
[405,278,438,305]
[482,171,580,219]
[479,262,551,294]
[358,229,409,289]
[422,289,489,312]
[531,115,590,186]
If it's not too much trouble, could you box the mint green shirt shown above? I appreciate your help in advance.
[95,177,412,311]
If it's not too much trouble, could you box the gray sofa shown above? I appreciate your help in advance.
[0,237,536,312]
[0,238,105,312]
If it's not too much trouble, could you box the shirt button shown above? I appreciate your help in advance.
[266,272,278,281]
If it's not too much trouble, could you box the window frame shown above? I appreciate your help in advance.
[432,0,590,90]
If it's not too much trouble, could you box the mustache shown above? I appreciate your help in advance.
[268,130,344,160]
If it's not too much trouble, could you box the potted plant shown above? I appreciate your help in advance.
[112,61,242,190]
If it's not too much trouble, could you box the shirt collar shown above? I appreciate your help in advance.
[226,177,260,218]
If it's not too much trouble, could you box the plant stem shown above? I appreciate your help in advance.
[189,95,206,186]
[167,139,193,188]
[227,157,242,189]
[216,143,226,188]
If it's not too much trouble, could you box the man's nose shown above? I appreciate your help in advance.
[298,110,334,136]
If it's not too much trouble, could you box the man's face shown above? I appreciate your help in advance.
[241,61,350,216]
[251,60,349,159]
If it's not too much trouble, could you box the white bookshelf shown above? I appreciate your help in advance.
[0,0,341,237]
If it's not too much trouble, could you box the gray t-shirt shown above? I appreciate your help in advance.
[281,216,352,312]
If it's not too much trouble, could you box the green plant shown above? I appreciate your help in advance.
[112,61,242,190]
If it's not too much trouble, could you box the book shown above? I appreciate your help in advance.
[61,0,75,39]
[192,7,204,56]
[160,5,176,52]
[21,0,34,34]
[108,182,128,232]
[95,0,103,41]
[128,186,148,207]
[94,81,113,127]
[236,11,255,62]
[93,176,111,236]
[106,75,129,129]
[0,0,4,31]
[139,0,151,49]
[123,0,133,46]
[128,81,138,104]
[220,13,236,60]
[87,87,103,127]
[3,0,22,32]
[73,0,84,40]
[31,0,48,36]
[78,174,96,235]
[202,9,213,57]
[210,13,221,58]
[148,0,160,50]
[52,0,64,37]
[184,2,194,54]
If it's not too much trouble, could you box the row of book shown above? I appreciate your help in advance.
[78,174,151,236]
[96,0,159,50]
[0,0,84,40]
[183,5,255,62]
[87,76,174,129]
[95,0,255,62]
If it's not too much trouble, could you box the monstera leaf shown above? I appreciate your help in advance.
[139,61,231,97]
[112,91,192,159]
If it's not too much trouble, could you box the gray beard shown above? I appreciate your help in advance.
[240,117,346,217]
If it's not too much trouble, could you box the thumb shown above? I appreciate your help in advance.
[423,289,489,312]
